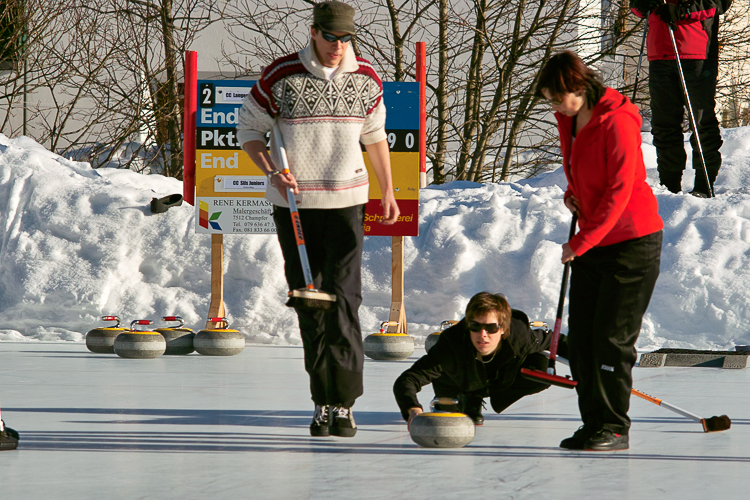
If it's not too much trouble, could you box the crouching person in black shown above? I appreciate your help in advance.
[393,292,566,427]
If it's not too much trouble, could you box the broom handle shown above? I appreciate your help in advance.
[273,121,315,290]
[631,388,702,422]
[547,352,704,423]
[548,213,578,374]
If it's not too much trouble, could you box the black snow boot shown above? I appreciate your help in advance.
[310,405,330,437]
[658,170,683,194]
[691,168,718,198]
[330,406,357,438]
[0,420,19,451]
[461,395,485,426]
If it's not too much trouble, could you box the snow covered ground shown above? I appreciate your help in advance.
[3,128,750,352]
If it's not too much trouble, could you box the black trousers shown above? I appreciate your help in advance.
[649,59,722,193]
[568,231,662,435]
[273,205,366,407]
[431,353,552,414]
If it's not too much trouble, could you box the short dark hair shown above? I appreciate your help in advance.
[535,50,605,109]
[465,292,512,336]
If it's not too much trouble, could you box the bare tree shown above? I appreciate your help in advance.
[1,0,223,178]
[716,1,750,127]
[6,0,746,183]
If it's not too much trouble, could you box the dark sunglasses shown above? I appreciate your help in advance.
[320,30,353,43]
[546,97,563,106]
[467,321,502,334]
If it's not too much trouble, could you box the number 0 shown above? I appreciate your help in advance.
[405,133,414,149]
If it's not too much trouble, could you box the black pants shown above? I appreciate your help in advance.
[649,59,722,193]
[431,353,551,414]
[273,205,366,407]
[568,231,662,435]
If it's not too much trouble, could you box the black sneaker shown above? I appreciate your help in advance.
[309,405,330,437]
[560,425,595,450]
[330,406,357,438]
[584,429,629,451]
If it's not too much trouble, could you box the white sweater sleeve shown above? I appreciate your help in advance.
[360,98,387,145]
[236,90,274,146]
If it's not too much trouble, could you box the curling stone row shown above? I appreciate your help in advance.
[86,316,190,355]
[85,315,245,357]
[409,398,475,448]
[424,320,459,352]
[364,321,414,361]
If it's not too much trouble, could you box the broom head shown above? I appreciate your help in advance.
[286,288,337,312]
[701,415,731,433]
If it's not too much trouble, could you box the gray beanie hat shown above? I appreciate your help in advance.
[313,1,356,35]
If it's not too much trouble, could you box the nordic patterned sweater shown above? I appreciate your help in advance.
[236,42,387,209]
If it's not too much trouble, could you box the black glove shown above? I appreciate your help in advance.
[631,0,661,13]
[655,3,686,24]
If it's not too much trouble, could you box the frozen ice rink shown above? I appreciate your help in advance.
[0,342,747,499]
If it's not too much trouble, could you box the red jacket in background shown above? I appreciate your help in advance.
[631,0,731,61]
[557,88,664,256]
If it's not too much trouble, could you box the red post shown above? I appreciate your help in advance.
[415,42,427,189]
[183,51,198,205]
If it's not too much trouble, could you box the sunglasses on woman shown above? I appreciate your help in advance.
[320,30,353,43]
[467,321,502,334]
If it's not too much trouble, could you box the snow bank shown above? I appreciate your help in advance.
[2,129,750,351]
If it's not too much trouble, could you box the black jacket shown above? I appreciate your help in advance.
[393,310,561,420]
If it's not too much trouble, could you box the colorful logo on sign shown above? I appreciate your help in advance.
[199,201,222,231]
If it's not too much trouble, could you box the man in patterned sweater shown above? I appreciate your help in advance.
[237,1,399,438]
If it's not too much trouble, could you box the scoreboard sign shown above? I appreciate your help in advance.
[195,80,420,236]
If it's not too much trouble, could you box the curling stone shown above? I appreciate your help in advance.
[425,320,458,352]
[155,315,195,355]
[409,412,476,448]
[85,316,128,353]
[194,317,245,356]
[113,320,166,359]
[364,321,414,361]
[409,397,475,448]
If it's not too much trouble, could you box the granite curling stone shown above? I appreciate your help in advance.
[409,412,475,448]
[85,315,128,354]
[114,320,166,359]
[194,317,245,356]
[425,320,458,353]
[155,315,195,355]
[364,321,414,361]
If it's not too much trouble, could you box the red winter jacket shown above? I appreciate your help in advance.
[557,88,663,256]
[631,0,731,61]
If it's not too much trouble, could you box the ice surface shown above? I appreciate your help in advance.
[0,343,747,499]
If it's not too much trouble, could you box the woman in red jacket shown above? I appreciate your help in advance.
[535,51,664,451]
